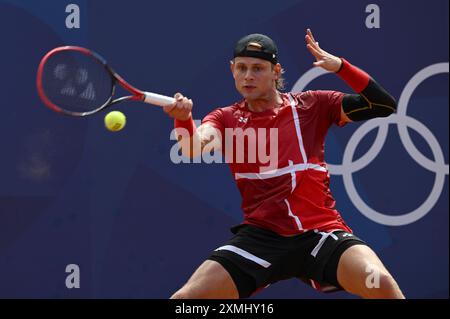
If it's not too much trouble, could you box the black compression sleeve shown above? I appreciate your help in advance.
[342,78,397,121]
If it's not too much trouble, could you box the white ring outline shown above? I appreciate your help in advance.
[291,63,449,226]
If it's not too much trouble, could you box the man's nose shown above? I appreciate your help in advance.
[244,70,254,81]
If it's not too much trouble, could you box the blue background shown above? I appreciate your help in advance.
[0,0,447,298]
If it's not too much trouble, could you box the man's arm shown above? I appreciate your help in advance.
[337,59,397,124]
[305,29,397,124]
[177,122,221,158]
[163,93,222,158]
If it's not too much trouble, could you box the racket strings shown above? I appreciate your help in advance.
[41,50,114,114]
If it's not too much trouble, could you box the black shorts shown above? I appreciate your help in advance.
[208,224,367,298]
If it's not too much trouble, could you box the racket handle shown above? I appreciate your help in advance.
[143,92,175,106]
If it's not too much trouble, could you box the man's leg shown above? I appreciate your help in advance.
[337,245,405,299]
[171,260,239,299]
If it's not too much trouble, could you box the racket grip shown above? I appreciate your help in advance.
[143,92,175,106]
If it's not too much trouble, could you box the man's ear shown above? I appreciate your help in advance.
[230,60,236,78]
[273,63,282,79]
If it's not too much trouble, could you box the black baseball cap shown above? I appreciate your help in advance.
[233,33,278,65]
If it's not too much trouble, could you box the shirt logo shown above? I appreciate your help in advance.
[342,233,354,237]
[238,116,248,124]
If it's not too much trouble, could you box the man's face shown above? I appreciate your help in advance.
[231,57,280,101]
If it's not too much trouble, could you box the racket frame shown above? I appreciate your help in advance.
[37,46,170,117]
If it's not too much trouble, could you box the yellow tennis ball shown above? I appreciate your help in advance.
[104,111,126,132]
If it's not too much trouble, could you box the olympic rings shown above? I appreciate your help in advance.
[291,63,449,226]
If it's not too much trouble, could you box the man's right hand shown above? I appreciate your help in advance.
[163,92,193,121]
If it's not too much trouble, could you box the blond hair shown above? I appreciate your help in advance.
[274,65,286,91]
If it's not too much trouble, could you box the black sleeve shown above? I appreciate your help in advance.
[342,78,397,121]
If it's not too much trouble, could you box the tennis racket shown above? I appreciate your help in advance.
[36,46,175,116]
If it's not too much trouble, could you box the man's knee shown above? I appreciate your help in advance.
[363,268,404,298]
[337,245,404,299]
[373,271,403,297]
[170,287,196,299]
[169,259,240,299]
[170,291,187,299]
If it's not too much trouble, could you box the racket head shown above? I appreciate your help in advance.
[37,46,142,116]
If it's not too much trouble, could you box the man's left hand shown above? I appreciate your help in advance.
[305,28,342,72]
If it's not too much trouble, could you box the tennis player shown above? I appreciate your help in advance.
[164,29,404,299]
